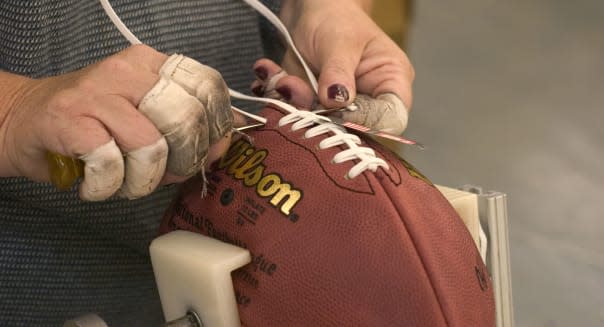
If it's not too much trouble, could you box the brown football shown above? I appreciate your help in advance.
[160,105,495,327]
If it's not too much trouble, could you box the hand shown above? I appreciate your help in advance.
[0,45,233,201]
[252,0,414,134]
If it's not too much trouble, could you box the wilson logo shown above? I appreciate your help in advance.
[217,140,302,221]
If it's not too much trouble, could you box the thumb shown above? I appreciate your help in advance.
[316,38,363,108]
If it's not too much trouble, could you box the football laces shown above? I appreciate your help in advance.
[278,110,389,179]
[229,91,390,179]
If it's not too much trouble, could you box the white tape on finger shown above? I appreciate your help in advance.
[78,139,124,201]
[139,77,209,177]
[340,93,409,135]
[160,54,232,144]
[119,137,169,199]
[263,70,288,100]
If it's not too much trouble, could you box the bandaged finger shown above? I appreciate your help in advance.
[262,70,288,100]
[160,54,232,144]
[139,77,209,177]
[119,137,169,199]
[78,139,124,201]
[338,93,409,135]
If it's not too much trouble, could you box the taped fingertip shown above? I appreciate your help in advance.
[378,93,409,112]
[265,70,288,94]
[338,93,409,135]
[78,139,124,201]
[119,137,169,199]
[378,93,409,133]
[376,93,409,134]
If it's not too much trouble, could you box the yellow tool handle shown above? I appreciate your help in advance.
[46,152,84,190]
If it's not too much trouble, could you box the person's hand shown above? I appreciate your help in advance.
[251,0,414,134]
[0,45,233,201]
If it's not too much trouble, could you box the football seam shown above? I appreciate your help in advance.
[263,127,377,196]
[371,145,403,185]
[380,180,451,327]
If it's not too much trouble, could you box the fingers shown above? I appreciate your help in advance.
[79,138,124,201]
[249,58,407,134]
[139,77,210,178]
[51,112,125,201]
[4,46,234,202]
[159,55,232,144]
[118,138,168,199]
[53,94,169,201]
[355,43,415,110]
[250,60,408,134]
[79,47,232,191]
[274,76,315,109]
[275,2,415,129]
[252,59,315,109]
[51,50,232,200]
[313,37,413,133]
[91,95,168,199]
[252,59,289,100]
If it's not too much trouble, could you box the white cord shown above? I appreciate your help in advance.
[98,0,141,44]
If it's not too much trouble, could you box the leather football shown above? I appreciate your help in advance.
[160,105,495,326]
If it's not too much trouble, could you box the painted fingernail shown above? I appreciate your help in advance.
[276,86,292,101]
[328,84,349,103]
[252,84,264,96]
[254,66,268,80]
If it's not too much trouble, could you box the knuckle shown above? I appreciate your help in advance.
[74,76,97,94]
[326,58,352,76]
[124,44,156,57]
[383,55,415,85]
[48,89,79,114]
[98,55,134,75]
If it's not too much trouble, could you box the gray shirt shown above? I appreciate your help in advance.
[0,1,280,325]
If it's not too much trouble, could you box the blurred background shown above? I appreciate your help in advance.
[372,0,604,326]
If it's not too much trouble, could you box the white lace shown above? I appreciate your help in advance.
[278,111,388,179]
[228,91,389,178]
[97,0,390,179]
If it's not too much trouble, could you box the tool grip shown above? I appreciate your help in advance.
[46,152,84,190]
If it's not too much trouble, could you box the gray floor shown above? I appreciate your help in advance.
[403,1,604,326]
